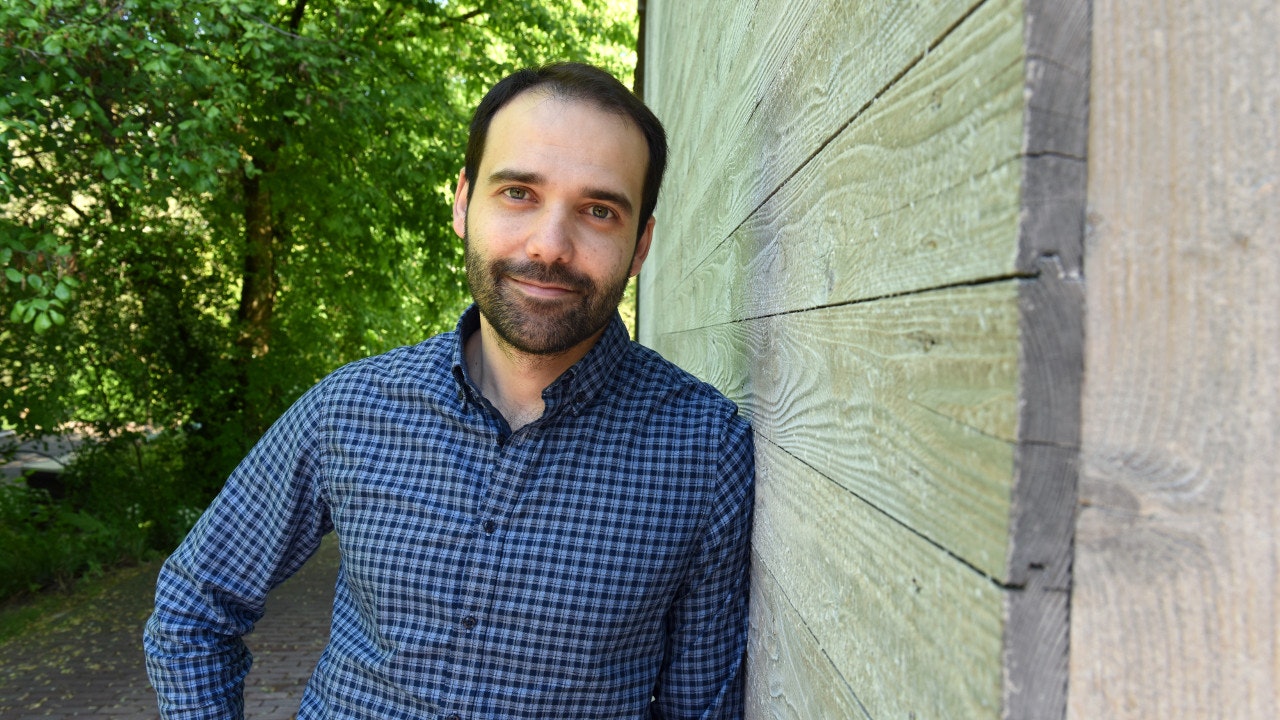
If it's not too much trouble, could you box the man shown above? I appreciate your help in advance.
[145,62,755,720]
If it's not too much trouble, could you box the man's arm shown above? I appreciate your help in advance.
[654,414,755,720]
[144,384,331,719]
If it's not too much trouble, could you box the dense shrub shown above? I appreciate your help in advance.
[0,431,204,602]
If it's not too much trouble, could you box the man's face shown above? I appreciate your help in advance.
[453,90,654,357]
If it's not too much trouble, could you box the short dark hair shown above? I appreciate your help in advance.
[464,62,668,241]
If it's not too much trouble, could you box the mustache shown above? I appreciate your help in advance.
[491,258,594,293]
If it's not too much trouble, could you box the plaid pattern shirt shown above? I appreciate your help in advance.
[144,306,755,720]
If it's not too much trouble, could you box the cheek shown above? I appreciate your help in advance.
[586,243,638,283]
[467,215,524,257]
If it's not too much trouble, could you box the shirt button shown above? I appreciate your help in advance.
[482,519,497,534]
[445,714,461,720]
[462,615,477,630]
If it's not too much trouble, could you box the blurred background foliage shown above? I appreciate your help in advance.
[0,0,638,601]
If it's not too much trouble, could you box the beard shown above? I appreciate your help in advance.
[464,233,630,356]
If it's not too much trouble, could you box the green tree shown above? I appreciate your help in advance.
[1,0,636,491]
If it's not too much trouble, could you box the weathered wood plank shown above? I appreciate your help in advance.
[655,0,1026,334]
[1001,260,1084,719]
[749,439,1004,718]
[1072,1,1280,716]
[639,0,776,307]
[745,558,868,720]
[1001,2,1091,716]
[1022,0,1090,158]
[655,282,1021,579]
[641,0,989,300]
[643,1,1093,717]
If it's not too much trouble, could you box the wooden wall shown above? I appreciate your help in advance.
[1071,1,1279,718]
[641,0,1279,717]
[639,0,1088,717]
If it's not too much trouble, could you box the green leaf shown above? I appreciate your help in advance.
[33,312,52,334]
[26,274,44,290]
[0,0,633,472]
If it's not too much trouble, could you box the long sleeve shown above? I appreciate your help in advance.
[143,383,332,719]
[653,414,756,720]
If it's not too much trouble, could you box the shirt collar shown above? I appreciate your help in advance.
[450,305,482,408]
[449,304,630,418]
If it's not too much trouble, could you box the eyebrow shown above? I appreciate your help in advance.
[486,168,635,217]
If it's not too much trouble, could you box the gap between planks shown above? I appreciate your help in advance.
[756,434,1028,593]
[751,554,875,720]
[687,0,1000,281]
[660,267,1043,335]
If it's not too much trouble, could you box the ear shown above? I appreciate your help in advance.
[452,169,469,239]
[629,215,655,277]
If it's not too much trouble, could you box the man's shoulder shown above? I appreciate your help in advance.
[612,342,755,488]
[617,341,741,421]
[316,332,455,397]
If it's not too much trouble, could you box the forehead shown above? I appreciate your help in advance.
[480,90,649,200]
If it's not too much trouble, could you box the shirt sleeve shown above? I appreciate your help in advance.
[653,412,756,720]
[143,381,333,719]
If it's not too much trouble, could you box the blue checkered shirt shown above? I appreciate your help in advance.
[144,306,755,719]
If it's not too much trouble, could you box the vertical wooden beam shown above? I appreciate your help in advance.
[1071,0,1279,716]
[1004,1,1090,717]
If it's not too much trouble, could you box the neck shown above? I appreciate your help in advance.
[464,320,603,431]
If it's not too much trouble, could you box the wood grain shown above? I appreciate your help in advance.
[746,558,869,720]
[640,0,987,296]
[656,283,1022,580]
[1002,2,1091,715]
[654,0,1026,334]
[642,0,1096,717]
[749,439,1003,718]
[1072,1,1279,716]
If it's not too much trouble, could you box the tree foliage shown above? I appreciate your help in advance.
[1,0,636,490]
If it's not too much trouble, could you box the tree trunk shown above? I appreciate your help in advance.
[231,169,279,439]
[236,171,276,360]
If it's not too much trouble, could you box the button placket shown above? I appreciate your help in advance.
[450,434,532,697]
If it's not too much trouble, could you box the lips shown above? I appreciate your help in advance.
[493,259,592,298]
[507,275,576,298]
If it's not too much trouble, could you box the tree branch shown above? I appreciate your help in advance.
[438,8,485,29]
[23,151,92,224]
[241,11,309,41]
[361,5,403,45]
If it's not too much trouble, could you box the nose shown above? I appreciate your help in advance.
[524,206,574,265]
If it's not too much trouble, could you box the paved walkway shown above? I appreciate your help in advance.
[0,536,339,719]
